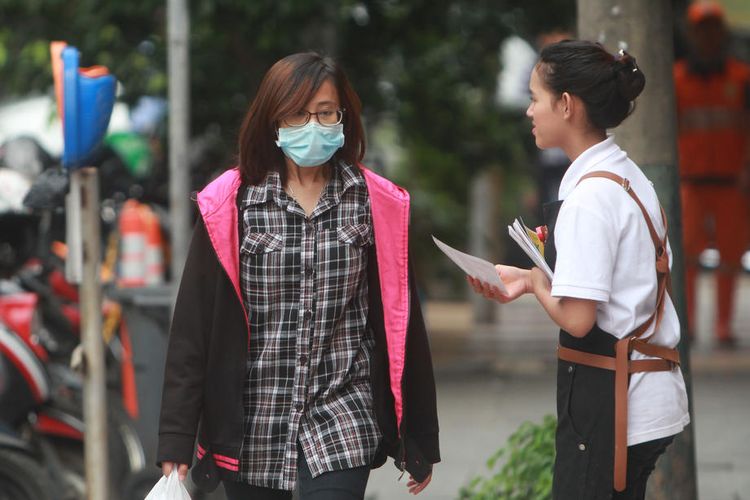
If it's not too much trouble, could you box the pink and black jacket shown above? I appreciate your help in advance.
[157,165,440,490]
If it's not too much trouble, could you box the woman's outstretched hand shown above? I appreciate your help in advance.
[467,265,531,303]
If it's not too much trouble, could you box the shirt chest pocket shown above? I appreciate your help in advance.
[241,232,284,255]
[336,223,373,247]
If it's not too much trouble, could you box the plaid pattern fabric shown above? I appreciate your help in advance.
[238,162,381,490]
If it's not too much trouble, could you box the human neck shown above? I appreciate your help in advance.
[560,128,607,162]
[285,160,330,187]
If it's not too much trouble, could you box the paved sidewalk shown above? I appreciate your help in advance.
[364,371,749,500]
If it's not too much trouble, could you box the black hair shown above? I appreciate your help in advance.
[537,40,646,130]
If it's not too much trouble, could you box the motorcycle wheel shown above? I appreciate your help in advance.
[39,394,145,500]
[0,449,53,500]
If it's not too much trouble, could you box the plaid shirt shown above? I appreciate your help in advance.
[238,161,381,490]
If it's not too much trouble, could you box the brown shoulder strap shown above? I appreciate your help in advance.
[576,170,670,341]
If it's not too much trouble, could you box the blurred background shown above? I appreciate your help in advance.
[0,1,749,499]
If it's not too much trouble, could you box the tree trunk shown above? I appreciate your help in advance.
[576,1,698,498]
[469,169,502,324]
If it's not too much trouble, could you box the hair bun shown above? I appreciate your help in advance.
[613,50,646,101]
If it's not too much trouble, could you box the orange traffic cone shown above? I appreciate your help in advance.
[141,204,164,286]
[118,199,146,287]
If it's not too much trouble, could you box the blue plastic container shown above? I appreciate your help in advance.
[61,46,117,169]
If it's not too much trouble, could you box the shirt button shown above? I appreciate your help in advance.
[295,403,304,412]
[305,223,315,234]
[303,310,313,321]
[578,443,586,451]
[567,365,573,373]
[299,354,308,364]
[304,266,314,277]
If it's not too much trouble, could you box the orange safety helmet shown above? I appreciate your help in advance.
[687,1,726,24]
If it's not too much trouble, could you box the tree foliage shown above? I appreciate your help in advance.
[1,0,575,292]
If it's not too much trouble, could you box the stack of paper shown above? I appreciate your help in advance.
[507,218,554,281]
[431,236,508,294]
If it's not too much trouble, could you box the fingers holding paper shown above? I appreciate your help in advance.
[495,265,535,300]
[467,264,532,303]
[467,275,505,302]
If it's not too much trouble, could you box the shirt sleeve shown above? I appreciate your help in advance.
[551,196,618,302]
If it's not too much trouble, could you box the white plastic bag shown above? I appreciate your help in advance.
[144,470,192,500]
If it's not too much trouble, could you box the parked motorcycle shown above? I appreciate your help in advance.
[0,159,148,499]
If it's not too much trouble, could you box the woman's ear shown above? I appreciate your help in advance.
[560,92,573,120]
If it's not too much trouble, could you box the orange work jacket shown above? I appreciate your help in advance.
[674,57,750,180]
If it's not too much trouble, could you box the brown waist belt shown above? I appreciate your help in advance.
[558,338,680,492]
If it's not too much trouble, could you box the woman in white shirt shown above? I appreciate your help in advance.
[470,40,690,500]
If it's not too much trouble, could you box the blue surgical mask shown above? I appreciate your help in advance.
[275,122,345,167]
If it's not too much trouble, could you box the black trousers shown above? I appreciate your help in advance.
[223,446,371,500]
[553,357,677,499]
[612,436,674,500]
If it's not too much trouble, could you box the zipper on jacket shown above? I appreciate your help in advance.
[396,437,407,480]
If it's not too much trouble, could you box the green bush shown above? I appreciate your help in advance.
[459,414,556,500]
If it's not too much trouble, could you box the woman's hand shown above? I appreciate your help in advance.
[161,462,189,481]
[406,471,432,495]
[466,265,531,303]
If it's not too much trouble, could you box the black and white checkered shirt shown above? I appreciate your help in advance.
[238,161,381,490]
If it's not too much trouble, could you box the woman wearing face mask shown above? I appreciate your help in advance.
[156,52,439,499]
[469,40,690,499]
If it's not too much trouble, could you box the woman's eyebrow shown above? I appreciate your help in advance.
[311,100,338,107]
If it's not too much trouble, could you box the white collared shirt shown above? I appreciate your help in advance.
[552,136,690,446]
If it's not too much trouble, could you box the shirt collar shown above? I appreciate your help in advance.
[557,135,626,200]
[333,161,366,202]
[242,170,282,207]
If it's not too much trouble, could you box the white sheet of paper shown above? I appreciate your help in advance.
[432,235,507,294]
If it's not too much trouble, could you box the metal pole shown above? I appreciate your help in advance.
[576,1,698,498]
[65,171,83,284]
[78,167,109,500]
[167,0,191,287]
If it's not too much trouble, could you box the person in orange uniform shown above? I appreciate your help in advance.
[674,1,750,345]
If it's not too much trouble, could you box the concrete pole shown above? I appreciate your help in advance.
[167,0,191,286]
[78,167,109,500]
[576,1,698,498]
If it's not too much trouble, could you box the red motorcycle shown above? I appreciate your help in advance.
[0,273,148,500]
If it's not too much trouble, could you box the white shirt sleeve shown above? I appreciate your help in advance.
[551,194,618,302]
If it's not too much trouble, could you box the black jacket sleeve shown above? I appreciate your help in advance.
[402,259,441,469]
[156,217,217,467]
